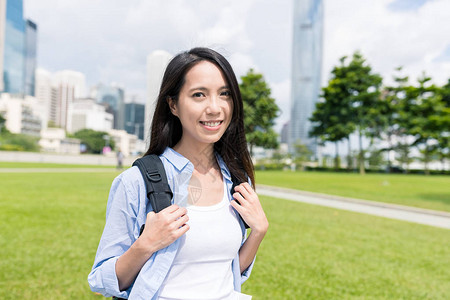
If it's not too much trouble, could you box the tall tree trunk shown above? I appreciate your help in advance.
[387,133,392,173]
[424,145,430,176]
[347,137,352,171]
[334,141,340,170]
[358,128,365,175]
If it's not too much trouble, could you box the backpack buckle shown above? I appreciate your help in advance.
[146,170,161,182]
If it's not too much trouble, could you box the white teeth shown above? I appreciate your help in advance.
[203,121,221,127]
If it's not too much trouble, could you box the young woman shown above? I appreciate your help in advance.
[88,47,268,300]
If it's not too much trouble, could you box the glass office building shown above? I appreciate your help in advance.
[25,19,37,96]
[289,0,323,155]
[1,0,37,96]
[96,84,125,130]
[3,0,25,95]
[125,102,145,140]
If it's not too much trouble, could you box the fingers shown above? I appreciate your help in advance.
[176,223,190,236]
[234,183,253,200]
[233,191,246,205]
[155,204,187,222]
[173,213,189,229]
[230,200,243,213]
[161,204,181,214]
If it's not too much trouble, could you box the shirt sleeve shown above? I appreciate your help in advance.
[240,175,257,284]
[87,174,139,298]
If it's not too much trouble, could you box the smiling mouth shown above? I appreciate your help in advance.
[200,121,223,127]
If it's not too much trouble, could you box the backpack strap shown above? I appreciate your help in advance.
[230,172,250,229]
[133,154,173,235]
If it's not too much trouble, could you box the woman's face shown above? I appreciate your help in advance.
[169,61,233,147]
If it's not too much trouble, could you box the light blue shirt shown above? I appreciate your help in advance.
[88,147,254,300]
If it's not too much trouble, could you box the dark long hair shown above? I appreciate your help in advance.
[145,47,254,186]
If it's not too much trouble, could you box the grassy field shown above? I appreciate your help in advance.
[0,169,449,299]
[256,170,450,212]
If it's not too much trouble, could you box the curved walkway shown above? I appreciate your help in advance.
[257,184,450,230]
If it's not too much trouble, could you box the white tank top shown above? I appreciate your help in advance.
[158,181,242,300]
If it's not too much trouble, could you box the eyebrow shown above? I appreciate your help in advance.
[188,86,230,92]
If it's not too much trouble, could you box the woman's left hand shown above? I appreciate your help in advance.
[230,182,269,235]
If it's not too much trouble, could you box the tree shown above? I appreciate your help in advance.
[434,79,450,170]
[337,52,382,175]
[239,69,279,156]
[407,75,449,175]
[73,129,115,154]
[395,142,413,172]
[380,67,409,172]
[0,114,8,134]
[309,56,356,170]
[293,139,312,171]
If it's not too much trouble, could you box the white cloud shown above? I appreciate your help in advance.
[323,0,450,85]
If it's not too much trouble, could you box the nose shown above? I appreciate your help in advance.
[205,96,221,115]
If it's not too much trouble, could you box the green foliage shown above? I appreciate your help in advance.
[310,51,382,174]
[0,115,39,151]
[73,129,114,154]
[47,120,59,128]
[0,132,40,151]
[367,147,385,169]
[312,53,450,174]
[0,114,8,134]
[239,69,280,155]
[293,139,312,170]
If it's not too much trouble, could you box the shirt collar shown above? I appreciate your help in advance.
[161,147,191,171]
[162,147,231,182]
[215,152,231,182]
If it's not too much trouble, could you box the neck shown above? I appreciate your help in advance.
[173,140,216,174]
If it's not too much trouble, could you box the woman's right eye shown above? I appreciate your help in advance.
[193,92,205,98]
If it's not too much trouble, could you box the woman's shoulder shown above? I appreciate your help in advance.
[113,166,145,192]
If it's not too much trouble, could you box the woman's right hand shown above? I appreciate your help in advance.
[116,205,189,291]
[139,204,190,254]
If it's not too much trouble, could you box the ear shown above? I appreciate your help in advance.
[167,97,178,117]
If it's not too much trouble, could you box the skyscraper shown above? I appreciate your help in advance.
[53,70,86,129]
[145,50,172,146]
[35,67,58,128]
[0,0,37,96]
[92,83,125,130]
[289,0,323,155]
[125,101,145,140]
[0,0,6,92]
[24,19,37,96]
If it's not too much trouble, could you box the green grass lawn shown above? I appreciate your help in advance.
[0,170,449,299]
[256,170,450,212]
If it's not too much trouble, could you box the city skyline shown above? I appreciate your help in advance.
[22,0,450,133]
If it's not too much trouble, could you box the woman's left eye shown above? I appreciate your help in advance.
[221,90,231,97]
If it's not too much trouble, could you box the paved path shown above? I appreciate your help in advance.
[256,184,450,230]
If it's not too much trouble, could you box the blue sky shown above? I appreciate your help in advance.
[24,0,450,132]
[388,0,429,11]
